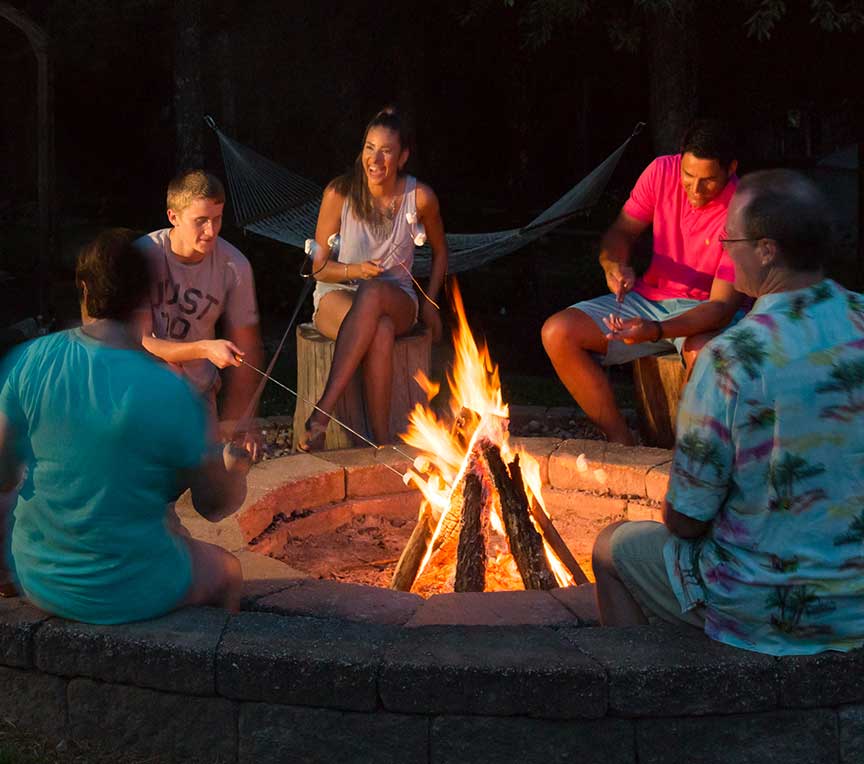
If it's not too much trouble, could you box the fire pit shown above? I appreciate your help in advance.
[235,283,676,624]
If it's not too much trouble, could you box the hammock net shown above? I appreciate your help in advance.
[210,118,643,277]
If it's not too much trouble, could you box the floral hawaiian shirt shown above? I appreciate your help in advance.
[664,279,864,656]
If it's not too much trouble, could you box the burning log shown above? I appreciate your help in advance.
[454,472,485,592]
[527,500,590,586]
[483,446,558,591]
[390,504,434,591]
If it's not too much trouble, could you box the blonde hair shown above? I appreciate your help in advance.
[166,170,225,212]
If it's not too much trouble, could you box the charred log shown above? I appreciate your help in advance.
[528,500,589,585]
[454,472,485,592]
[483,446,557,591]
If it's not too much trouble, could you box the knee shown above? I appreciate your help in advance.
[369,316,396,351]
[542,309,585,354]
[681,334,712,369]
[354,280,387,312]
[591,520,628,576]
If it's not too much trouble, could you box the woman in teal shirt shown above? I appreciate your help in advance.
[0,229,249,623]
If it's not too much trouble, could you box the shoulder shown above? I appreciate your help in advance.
[324,179,348,205]
[414,180,439,213]
[703,317,773,380]
[214,235,248,264]
[644,154,680,182]
[1,331,74,389]
[134,229,169,258]
[213,237,252,274]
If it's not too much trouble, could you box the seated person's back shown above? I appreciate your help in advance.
[0,229,248,623]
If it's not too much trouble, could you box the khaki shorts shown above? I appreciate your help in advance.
[610,520,705,631]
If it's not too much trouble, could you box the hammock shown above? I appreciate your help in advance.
[207,117,643,277]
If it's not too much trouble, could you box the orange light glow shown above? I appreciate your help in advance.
[399,281,574,594]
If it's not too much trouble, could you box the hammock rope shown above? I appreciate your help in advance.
[206,116,643,277]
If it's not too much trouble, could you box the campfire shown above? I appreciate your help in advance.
[391,283,588,596]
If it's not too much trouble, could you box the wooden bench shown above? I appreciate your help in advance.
[292,322,432,451]
[632,352,688,449]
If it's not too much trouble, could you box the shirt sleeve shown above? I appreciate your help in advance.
[0,345,27,436]
[222,253,260,330]
[665,341,735,522]
[622,158,661,224]
[714,251,736,283]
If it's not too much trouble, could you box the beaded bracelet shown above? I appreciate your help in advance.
[652,320,663,343]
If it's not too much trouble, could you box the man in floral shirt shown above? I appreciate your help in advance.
[593,169,864,656]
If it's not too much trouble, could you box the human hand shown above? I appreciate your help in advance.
[222,442,252,477]
[356,260,384,280]
[203,339,244,369]
[218,420,261,463]
[604,265,636,302]
[420,300,442,343]
[602,314,660,345]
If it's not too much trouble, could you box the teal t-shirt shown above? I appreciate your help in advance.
[0,329,208,624]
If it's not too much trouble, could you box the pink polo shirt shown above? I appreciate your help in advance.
[623,154,737,302]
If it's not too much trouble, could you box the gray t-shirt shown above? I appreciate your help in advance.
[136,229,259,395]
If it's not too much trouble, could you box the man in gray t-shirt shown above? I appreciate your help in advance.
[136,170,263,443]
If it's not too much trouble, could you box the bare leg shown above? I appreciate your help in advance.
[180,538,242,612]
[309,281,414,431]
[541,307,634,445]
[362,316,396,443]
[592,521,649,626]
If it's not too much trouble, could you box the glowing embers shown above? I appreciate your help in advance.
[391,282,587,596]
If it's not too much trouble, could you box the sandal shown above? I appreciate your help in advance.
[297,416,328,453]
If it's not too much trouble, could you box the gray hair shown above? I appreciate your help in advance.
[736,169,833,271]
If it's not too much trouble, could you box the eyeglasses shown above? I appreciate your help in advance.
[718,237,761,252]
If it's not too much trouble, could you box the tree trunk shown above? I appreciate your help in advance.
[214,0,237,136]
[0,2,55,315]
[173,0,204,168]
[646,0,697,154]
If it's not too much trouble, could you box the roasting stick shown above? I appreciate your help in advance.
[237,358,415,477]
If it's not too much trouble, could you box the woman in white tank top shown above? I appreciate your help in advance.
[299,108,449,451]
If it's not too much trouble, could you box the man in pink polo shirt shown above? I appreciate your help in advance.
[542,120,744,444]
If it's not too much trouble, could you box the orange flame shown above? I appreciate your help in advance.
[400,281,574,591]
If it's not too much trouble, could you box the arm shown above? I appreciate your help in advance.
[0,413,20,493]
[182,444,250,522]
[416,183,448,342]
[598,211,650,299]
[604,277,744,345]
[663,498,711,539]
[139,309,244,370]
[219,322,264,424]
[653,277,743,340]
[311,185,383,283]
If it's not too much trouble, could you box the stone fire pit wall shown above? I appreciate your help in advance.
[1,438,863,763]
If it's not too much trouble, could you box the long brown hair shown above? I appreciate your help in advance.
[330,107,413,226]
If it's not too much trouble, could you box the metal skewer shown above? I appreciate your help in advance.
[238,359,416,477]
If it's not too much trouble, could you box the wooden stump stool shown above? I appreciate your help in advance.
[632,352,688,449]
[292,323,432,451]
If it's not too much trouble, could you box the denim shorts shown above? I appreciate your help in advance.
[570,292,704,366]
